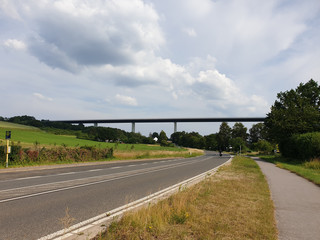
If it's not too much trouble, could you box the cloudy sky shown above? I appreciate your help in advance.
[1,0,319,135]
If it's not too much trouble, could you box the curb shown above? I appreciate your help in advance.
[38,157,233,240]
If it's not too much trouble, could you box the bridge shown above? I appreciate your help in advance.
[53,117,266,133]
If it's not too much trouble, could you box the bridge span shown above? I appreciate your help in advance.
[53,117,265,133]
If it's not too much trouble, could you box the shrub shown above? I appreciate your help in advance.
[252,140,274,154]
[0,144,114,167]
[281,132,320,161]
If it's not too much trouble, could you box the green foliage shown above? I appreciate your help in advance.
[252,140,274,154]
[265,79,320,143]
[0,144,114,167]
[232,122,248,141]
[160,140,174,147]
[170,210,189,224]
[280,132,320,160]
[249,123,267,143]
[217,122,232,151]
[171,131,206,149]
[229,137,247,153]
[204,133,218,150]
[158,130,168,143]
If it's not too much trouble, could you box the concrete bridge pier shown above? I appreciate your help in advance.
[174,122,177,133]
[132,122,136,133]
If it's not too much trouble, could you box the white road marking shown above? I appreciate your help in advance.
[0,157,210,203]
[15,176,42,181]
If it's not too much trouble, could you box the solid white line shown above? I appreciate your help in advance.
[56,172,76,176]
[0,157,209,203]
[39,157,232,240]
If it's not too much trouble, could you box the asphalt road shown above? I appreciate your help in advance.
[0,152,229,240]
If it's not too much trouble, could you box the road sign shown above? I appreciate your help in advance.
[5,131,11,139]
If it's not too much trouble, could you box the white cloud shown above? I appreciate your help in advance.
[0,0,319,135]
[115,94,138,106]
[3,39,26,50]
[2,0,164,71]
[33,93,53,101]
[183,28,197,37]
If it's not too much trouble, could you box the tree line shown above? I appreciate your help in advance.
[0,115,271,153]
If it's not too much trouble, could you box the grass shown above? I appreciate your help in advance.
[259,155,320,186]
[0,122,202,168]
[0,121,40,130]
[95,156,277,240]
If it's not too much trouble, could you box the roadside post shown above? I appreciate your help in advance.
[5,131,11,168]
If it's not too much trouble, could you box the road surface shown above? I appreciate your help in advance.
[0,152,229,240]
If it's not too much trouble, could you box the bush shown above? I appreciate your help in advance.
[280,132,320,161]
[0,144,114,167]
[160,140,174,147]
[252,140,274,154]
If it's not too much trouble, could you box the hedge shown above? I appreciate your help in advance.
[0,145,113,166]
[280,132,320,160]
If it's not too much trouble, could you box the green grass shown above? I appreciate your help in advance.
[0,125,184,152]
[0,122,195,168]
[96,156,277,240]
[259,155,320,186]
[0,121,40,130]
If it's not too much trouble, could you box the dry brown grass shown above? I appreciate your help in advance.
[113,150,202,160]
[98,156,277,240]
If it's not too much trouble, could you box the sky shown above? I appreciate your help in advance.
[1,0,319,136]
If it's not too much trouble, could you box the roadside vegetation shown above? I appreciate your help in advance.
[259,155,320,186]
[0,121,201,168]
[95,156,277,240]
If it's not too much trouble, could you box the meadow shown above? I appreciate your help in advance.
[0,121,202,167]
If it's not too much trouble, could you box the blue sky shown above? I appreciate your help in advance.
[1,0,319,136]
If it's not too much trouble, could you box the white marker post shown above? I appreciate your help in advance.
[5,131,11,168]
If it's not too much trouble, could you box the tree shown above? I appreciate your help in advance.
[265,79,320,143]
[204,133,218,150]
[252,140,274,154]
[152,132,159,139]
[158,130,168,143]
[249,123,267,143]
[217,122,232,151]
[232,122,248,141]
[230,137,247,153]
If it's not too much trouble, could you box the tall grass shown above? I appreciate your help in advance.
[96,156,277,240]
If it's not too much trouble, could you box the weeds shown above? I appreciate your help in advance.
[102,156,277,240]
[304,158,320,170]
[59,207,75,230]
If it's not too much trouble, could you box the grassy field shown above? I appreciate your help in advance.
[0,121,202,167]
[259,155,320,186]
[96,156,277,240]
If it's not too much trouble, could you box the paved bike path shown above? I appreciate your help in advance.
[254,158,320,240]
